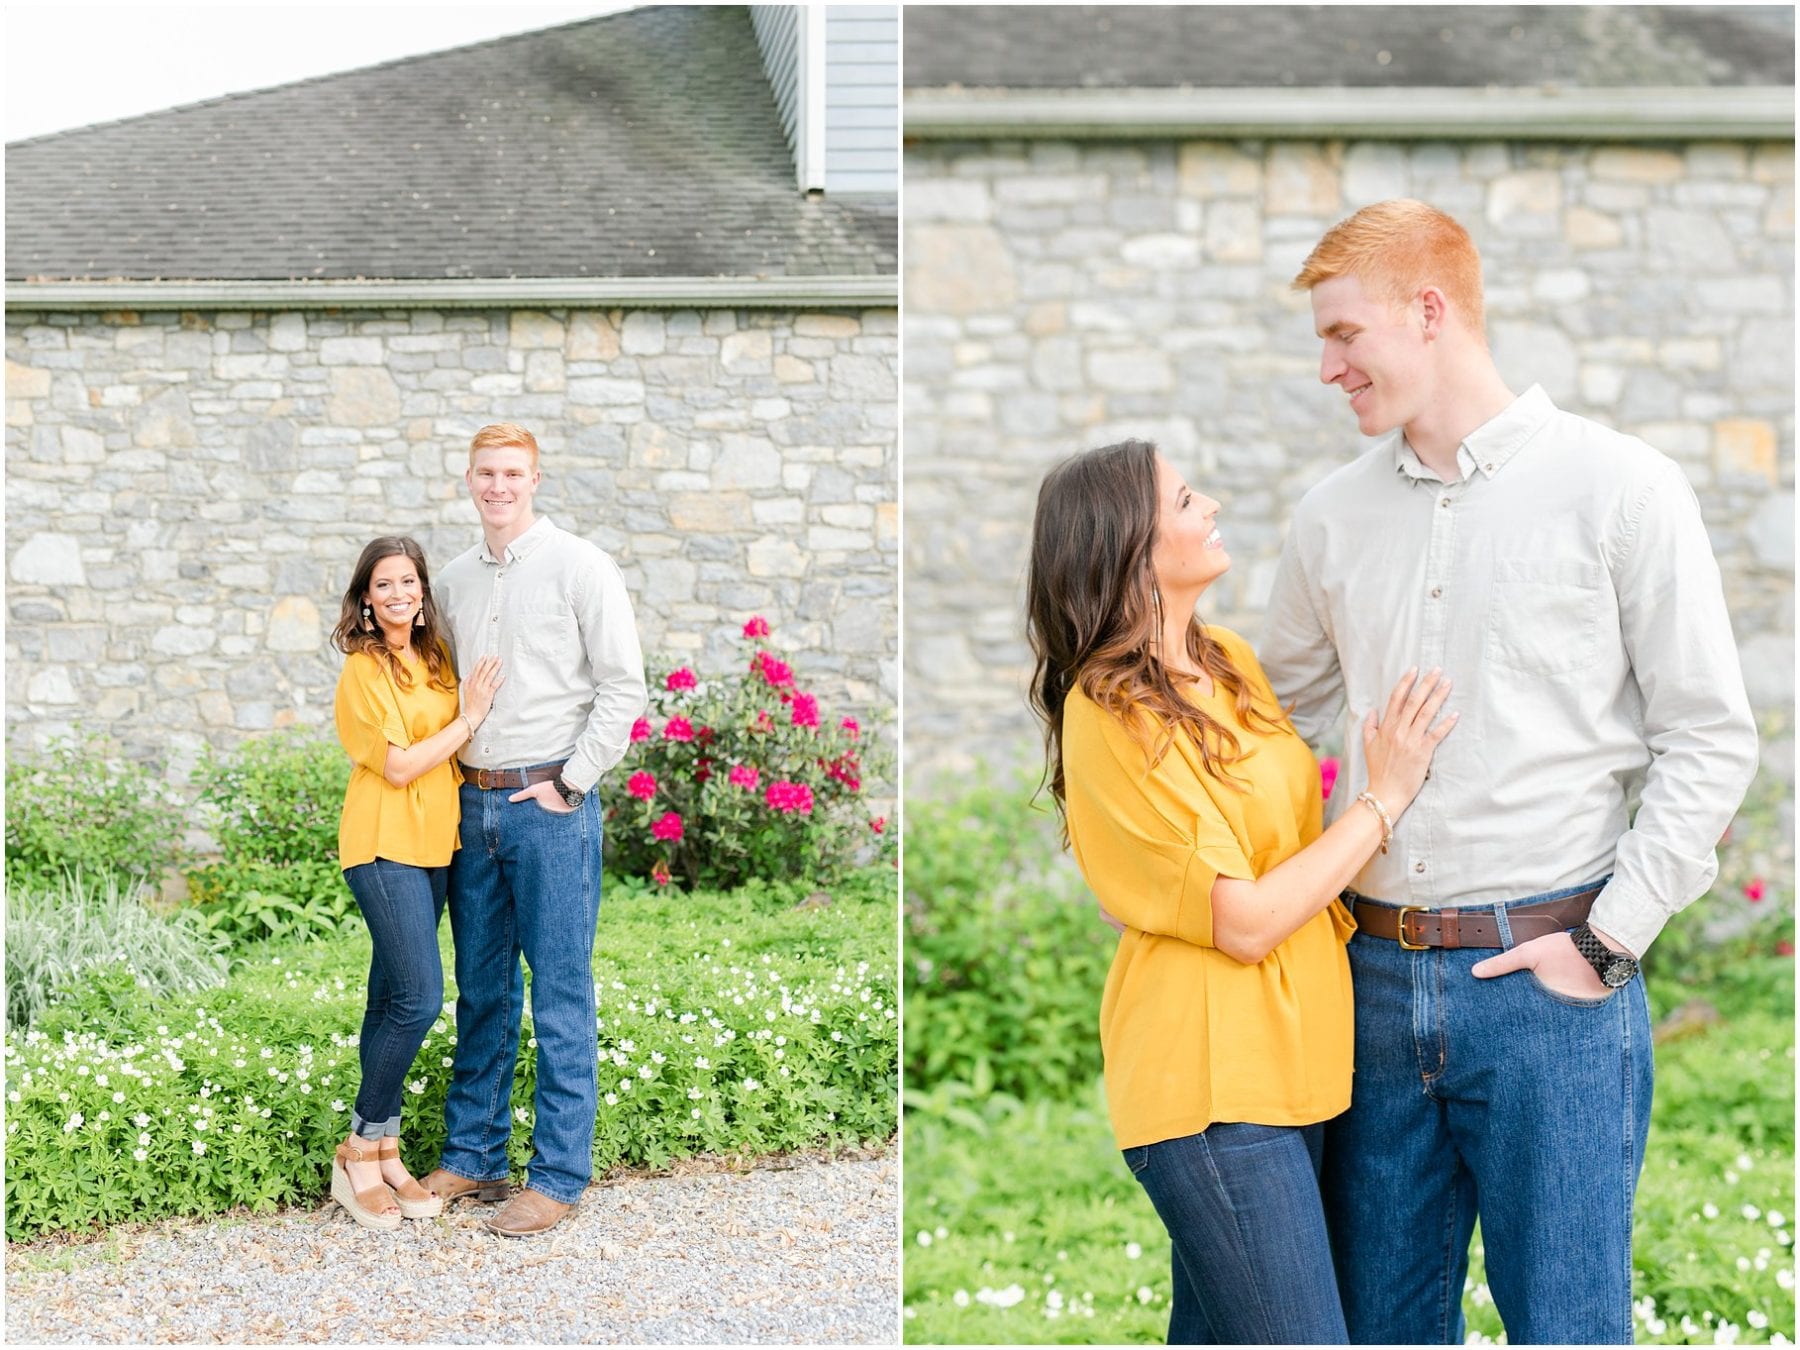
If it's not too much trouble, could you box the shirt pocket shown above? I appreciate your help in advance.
[1485,558,1602,676]
[515,610,580,664]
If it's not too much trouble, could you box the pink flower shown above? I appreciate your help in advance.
[665,667,697,692]
[1745,877,1766,903]
[870,817,886,834]
[663,716,695,743]
[751,710,774,735]
[765,780,815,815]
[626,771,657,802]
[1778,939,1794,957]
[752,651,794,688]
[743,616,771,639]
[651,811,684,843]
[1319,757,1340,801]
[728,764,761,791]
[841,717,860,740]
[629,717,652,743]
[651,860,672,887]
[791,692,820,729]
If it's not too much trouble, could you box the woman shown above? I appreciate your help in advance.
[1025,441,1455,1343]
[329,536,502,1231]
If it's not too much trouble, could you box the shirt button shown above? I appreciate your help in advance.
[1413,861,1427,874]
[1430,586,1443,598]
[1485,463,1495,473]
[1440,498,1451,509]
[491,615,498,623]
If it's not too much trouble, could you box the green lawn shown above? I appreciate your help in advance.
[903,971,1795,1346]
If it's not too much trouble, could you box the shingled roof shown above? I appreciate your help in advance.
[7,5,896,292]
[905,5,1794,91]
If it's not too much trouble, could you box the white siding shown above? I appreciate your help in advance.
[824,5,897,194]
[751,6,802,165]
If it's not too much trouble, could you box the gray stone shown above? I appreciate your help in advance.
[10,532,87,586]
[1746,493,1794,569]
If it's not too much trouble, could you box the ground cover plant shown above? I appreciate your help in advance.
[610,616,894,890]
[4,869,897,1241]
[902,773,1796,1345]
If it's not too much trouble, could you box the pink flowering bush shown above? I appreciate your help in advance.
[608,618,894,889]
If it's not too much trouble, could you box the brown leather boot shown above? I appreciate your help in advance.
[485,1187,576,1237]
[420,1168,511,1205]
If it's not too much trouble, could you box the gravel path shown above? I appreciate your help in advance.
[5,1149,898,1344]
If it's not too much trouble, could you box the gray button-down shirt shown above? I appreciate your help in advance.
[436,516,647,793]
[1260,385,1758,954]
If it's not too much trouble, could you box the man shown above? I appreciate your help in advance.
[1261,200,1758,1342]
[422,422,646,1237]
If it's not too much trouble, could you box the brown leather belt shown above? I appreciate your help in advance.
[467,762,566,791]
[1350,886,1602,951]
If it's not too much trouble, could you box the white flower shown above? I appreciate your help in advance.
[134,1114,149,1127]
[138,1132,151,1146]
[514,1107,529,1123]
[1704,1202,1721,1219]
[604,1092,618,1106]
[1749,1311,1769,1330]
[331,1099,346,1113]
[192,1140,206,1156]
[407,1079,426,1095]
[916,1231,933,1247]
[1743,1204,1762,1221]
[299,1083,312,1094]
[688,1088,703,1100]
[743,1078,760,1091]
[1136,1287,1154,1305]
[691,1109,701,1119]
[638,1066,653,1080]
[62,1112,83,1133]
[112,1091,125,1103]
[1770,1211,1787,1228]
[953,1290,970,1308]
[133,1147,148,1162]
[695,1056,710,1069]
[1125,1242,1142,1260]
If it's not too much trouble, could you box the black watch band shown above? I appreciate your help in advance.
[553,774,586,807]
[1570,922,1638,988]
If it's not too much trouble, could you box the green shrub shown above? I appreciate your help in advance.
[186,731,352,947]
[607,617,895,891]
[3,870,897,1240]
[185,858,360,947]
[905,777,1115,1102]
[5,871,227,1032]
[4,734,188,890]
[194,729,347,868]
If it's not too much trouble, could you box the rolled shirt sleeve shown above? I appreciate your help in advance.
[1591,459,1759,955]
[559,551,648,793]
[334,653,409,776]
[1063,694,1256,949]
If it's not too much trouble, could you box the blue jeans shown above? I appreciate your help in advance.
[342,859,448,1140]
[438,776,604,1205]
[1322,884,1654,1344]
[1125,1122,1347,1344]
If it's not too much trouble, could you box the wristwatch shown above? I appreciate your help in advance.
[1570,922,1639,988]
[552,775,586,808]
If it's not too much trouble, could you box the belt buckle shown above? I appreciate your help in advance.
[1396,906,1429,951]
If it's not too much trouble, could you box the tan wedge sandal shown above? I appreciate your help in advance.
[378,1137,443,1219]
[331,1140,402,1232]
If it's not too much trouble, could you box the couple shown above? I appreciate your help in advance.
[1027,201,1759,1343]
[326,422,647,1238]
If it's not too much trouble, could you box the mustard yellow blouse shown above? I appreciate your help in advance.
[334,647,462,870]
[1062,626,1355,1151]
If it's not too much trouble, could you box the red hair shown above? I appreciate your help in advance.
[1293,199,1486,336]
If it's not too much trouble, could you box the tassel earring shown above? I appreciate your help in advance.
[414,603,425,628]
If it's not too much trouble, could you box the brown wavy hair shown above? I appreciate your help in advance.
[1025,440,1286,831]
[330,536,456,692]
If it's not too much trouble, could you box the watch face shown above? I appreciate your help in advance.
[1601,956,1635,988]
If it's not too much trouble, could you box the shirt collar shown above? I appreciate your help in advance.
[478,515,554,566]
[1391,384,1555,483]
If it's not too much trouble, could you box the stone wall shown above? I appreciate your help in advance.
[5,306,898,791]
[904,137,1795,784]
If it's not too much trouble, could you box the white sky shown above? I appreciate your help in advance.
[4,1,644,143]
